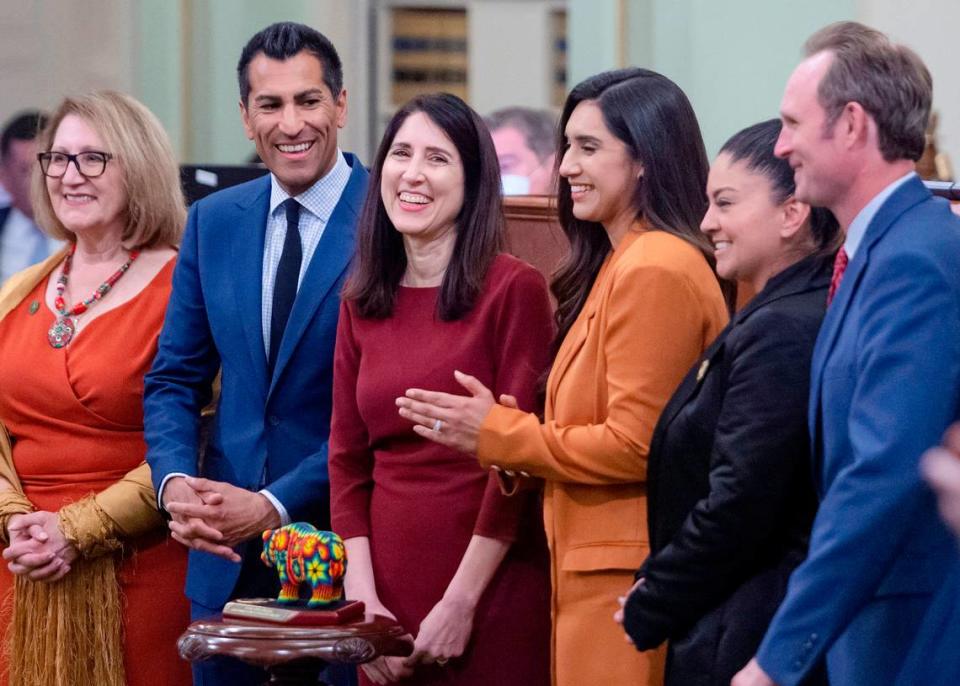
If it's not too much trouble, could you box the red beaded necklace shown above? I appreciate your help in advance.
[47,243,141,348]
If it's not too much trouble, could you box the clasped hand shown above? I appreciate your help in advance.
[405,595,475,667]
[163,476,280,563]
[360,595,475,684]
[3,510,78,582]
[354,598,414,685]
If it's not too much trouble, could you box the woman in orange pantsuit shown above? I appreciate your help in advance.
[397,68,729,686]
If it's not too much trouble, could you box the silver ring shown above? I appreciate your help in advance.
[436,657,449,666]
[432,418,443,432]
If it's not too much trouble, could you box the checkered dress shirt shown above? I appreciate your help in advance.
[261,149,351,356]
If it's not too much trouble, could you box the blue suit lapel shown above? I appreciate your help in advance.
[807,254,864,484]
[268,156,369,394]
[229,176,271,397]
[807,176,931,480]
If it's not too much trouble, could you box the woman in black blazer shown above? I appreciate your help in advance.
[617,119,838,686]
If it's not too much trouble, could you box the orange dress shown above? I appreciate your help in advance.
[0,259,190,685]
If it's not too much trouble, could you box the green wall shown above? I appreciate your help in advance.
[134,0,858,164]
[135,0,315,163]
[135,1,186,158]
[569,0,854,157]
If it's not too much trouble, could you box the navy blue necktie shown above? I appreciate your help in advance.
[269,199,302,371]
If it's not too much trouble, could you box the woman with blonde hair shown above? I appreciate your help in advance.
[0,90,189,686]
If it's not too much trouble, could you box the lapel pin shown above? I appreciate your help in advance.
[28,300,40,315]
[696,359,710,382]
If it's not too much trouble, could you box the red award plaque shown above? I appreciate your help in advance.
[223,598,366,626]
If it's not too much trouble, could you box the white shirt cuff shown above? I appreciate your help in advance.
[259,488,291,526]
[157,471,190,510]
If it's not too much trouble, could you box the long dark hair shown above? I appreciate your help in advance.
[719,119,840,252]
[552,68,715,344]
[343,93,503,320]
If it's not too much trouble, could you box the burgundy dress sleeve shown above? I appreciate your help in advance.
[471,265,554,541]
[329,301,374,539]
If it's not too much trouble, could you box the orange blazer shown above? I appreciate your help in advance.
[478,226,728,686]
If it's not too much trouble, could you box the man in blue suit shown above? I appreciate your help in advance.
[144,22,367,684]
[734,22,960,686]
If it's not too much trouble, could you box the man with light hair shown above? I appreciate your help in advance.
[734,21,960,686]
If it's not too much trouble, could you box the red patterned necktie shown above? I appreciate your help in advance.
[827,247,849,306]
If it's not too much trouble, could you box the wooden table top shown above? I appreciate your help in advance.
[178,613,413,669]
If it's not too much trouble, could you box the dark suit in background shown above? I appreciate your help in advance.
[624,254,831,686]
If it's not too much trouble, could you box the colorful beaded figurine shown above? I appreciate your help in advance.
[260,524,346,608]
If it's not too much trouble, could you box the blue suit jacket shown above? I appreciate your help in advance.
[895,558,960,686]
[756,176,960,685]
[144,155,369,609]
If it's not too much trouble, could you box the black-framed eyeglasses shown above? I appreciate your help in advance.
[37,151,114,178]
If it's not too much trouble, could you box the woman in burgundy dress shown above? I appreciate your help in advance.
[329,93,552,685]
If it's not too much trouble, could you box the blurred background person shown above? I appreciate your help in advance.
[923,423,960,539]
[0,110,60,285]
[330,92,552,685]
[896,425,960,686]
[486,106,556,195]
[617,118,837,686]
[0,91,189,686]
[397,68,729,686]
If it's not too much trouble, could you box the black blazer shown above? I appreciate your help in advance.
[623,253,832,686]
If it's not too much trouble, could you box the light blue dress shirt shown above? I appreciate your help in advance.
[844,171,916,259]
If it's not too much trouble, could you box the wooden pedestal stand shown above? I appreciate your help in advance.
[178,613,412,685]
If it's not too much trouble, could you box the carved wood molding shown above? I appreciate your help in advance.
[503,195,559,221]
[178,614,411,669]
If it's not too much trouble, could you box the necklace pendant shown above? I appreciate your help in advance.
[48,317,76,349]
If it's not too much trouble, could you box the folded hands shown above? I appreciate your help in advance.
[163,476,280,562]
[3,510,78,582]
